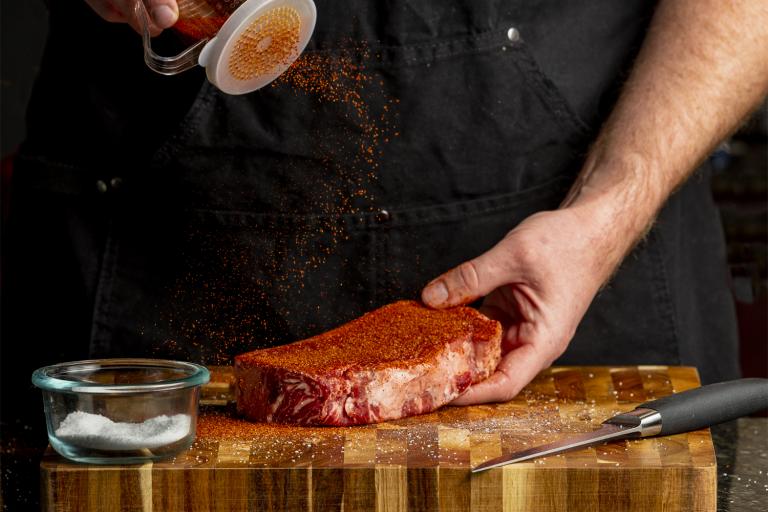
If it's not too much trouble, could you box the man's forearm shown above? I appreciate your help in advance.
[562,0,768,281]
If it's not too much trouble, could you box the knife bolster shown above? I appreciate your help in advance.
[603,407,663,437]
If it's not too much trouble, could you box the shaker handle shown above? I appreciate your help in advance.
[133,0,207,75]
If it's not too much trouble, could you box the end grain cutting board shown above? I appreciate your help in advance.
[41,366,717,511]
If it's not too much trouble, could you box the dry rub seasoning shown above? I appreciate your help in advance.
[236,300,491,372]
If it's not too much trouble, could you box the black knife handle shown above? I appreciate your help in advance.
[639,378,768,436]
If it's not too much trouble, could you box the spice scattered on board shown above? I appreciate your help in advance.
[189,386,626,467]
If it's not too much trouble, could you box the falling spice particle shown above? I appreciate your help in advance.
[150,42,400,364]
[274,44,401,215]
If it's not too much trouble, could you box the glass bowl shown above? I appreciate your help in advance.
[32,359,210,464]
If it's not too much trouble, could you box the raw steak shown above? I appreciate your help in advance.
[235,300,502,426]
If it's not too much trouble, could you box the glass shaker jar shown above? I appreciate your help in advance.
[134,0,317,94]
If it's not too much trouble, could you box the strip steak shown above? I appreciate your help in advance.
[235,301,502,426]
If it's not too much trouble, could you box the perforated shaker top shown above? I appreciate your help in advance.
[197,0,316,94]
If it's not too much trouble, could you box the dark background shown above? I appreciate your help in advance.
[1,1,48,158]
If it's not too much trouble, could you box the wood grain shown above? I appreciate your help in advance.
[41,366,716,511]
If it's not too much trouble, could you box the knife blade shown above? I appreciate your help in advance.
[472,377,768,473]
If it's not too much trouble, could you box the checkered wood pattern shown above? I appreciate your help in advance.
[41,366,716,511]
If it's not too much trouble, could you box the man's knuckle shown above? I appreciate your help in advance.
[513,242,539,267]
[499,386,521,403]
[496,369,522,401]
[457,261,481,290]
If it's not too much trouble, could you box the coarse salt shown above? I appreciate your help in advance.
[55,411,191,451]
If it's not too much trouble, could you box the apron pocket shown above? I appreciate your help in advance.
[363,27,592,206]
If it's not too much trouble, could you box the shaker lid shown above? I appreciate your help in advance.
[198,0,316,95]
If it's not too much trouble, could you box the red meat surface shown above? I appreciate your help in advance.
[234,301,502,426]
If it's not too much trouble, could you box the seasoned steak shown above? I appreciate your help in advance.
[235,301,502,426]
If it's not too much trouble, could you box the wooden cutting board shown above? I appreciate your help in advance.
[40,366,716,511]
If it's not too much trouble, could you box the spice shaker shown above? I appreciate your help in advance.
[134,0,317,94]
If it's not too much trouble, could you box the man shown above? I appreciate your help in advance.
[5,0,768,425]
[3,1,766,506]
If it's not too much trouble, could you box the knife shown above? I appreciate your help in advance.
[472,377,768,473]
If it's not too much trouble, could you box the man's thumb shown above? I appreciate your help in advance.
[421,246,509,309]
[149,1,179,29]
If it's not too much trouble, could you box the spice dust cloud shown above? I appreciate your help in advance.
[151,44,401,363]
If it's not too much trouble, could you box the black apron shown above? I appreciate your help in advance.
[4,0,740,409]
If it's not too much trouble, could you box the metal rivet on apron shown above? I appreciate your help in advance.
[110,177,123,189]
[376,209,391,223]
[96,180,108,193]
[507,27,521,42]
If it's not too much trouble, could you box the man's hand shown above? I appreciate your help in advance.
[84,0,178,36]
[422,208,617,405]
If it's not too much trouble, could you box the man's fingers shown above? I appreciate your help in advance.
[450,371,511,406]
[84,1,177,34]
[422,245,510,309]
[450,344,543,405]
[148,0,179,29]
